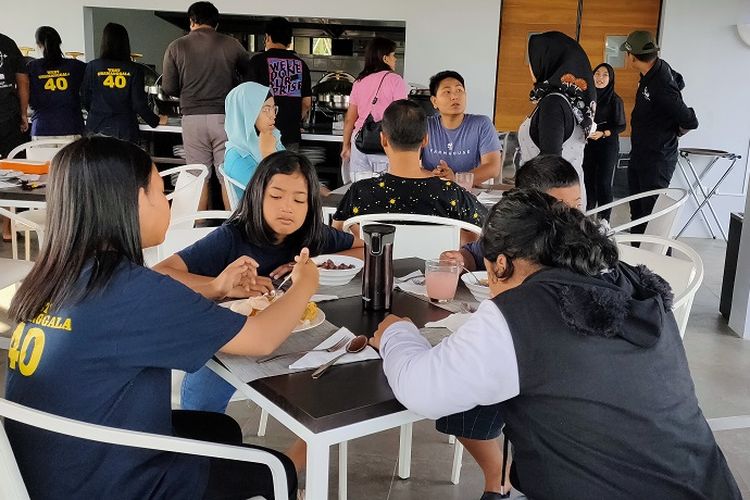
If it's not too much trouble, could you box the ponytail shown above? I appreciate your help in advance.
[480,189,618,277]
[35,26,63,64]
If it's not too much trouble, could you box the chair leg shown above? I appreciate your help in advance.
[257,409,269,437]
[10,214,18,260]
[450,441,464,485]
[338,441,348,500]
[24,230,31,261]
[448,434,456,445]
[398,422,413,479]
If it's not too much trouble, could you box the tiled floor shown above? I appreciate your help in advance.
[1,232,749,499]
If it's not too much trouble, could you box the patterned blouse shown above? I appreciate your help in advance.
[333,173,487,226]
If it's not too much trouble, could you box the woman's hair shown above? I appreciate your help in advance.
[10,136,154,322]
[428,70,465,96]
[100,23,132,62]
[229,150,324,253]
[357,37,397,80]
[480,189,618,279]
[35,26,63,64]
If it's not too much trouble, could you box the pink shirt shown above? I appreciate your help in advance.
[350,71,409,131]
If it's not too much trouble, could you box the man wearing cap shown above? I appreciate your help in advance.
[621,31,698,233]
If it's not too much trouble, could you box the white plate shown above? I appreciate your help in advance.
[313,255,364,286]
[461,271,489,301]
[219,300,326,332]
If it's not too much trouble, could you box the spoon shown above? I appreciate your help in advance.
[311,335,369,379]
[461,266,482,285]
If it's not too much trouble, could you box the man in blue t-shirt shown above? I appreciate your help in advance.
[421,70,502,186]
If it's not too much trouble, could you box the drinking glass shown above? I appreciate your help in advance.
[425,259,460,303]
[455,172,475,191]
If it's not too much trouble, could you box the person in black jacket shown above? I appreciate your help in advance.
[82,23,165,143]
[373,190,742,500]
[582,63,626,219]
[621,31,698,233]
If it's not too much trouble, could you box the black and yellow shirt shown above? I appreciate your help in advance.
[333,173,487,227]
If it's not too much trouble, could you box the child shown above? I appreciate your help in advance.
[441,154,582,270]
[155,150,363,414]
[7,136,313,500]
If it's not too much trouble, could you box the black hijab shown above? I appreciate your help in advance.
[528,32,596,136]
[593,63,616,118]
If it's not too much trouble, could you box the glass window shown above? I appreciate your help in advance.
[313,37,332,56]
[605,35,628,68]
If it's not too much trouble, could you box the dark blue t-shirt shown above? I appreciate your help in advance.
[5,260,246,499]
[178,222,354,277]
[27,58,86,136]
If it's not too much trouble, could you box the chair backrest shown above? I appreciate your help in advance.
[341,158,352,185]
[217,165,246,211]
[144,210,231,266]
[161,165,208,229]
[0,397,286,500]
[8,138,74,161]
[586,188,688,253]
[343,213,482,260]
[614,234,704,338]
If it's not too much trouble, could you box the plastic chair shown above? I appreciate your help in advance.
[614,234,704,338]
[7,138,74,161]
[217,165,246,211]
[0,207,45,261]
[0,398,285,500]
[585,188,688,253]
[161,164,209,229]
[143,210,230,268]
[342,213,482,260]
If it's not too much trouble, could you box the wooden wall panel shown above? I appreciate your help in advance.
[493,0,661,136]
[493,0,579,132]
[578,0,661,135]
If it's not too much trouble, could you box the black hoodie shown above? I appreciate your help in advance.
[491,263,741,500]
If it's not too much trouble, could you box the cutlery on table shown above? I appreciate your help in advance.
[311,335,369,379]
[256,337,349,364]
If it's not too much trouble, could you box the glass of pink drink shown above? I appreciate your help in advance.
[425,260,460,303]
[455,172,474,191]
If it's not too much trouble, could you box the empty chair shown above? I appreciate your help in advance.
[161,164,209,229]
[218,165,246,211]
[342,213,482,260]
[7,138,75,161]
[143,210,230,268]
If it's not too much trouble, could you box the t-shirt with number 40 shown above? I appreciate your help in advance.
[27,58,86,136]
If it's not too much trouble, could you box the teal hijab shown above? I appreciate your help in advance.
[225,82,283,161]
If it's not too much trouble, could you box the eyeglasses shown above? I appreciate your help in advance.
[262,105,279,116]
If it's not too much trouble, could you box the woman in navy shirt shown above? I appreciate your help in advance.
[82,23,165,143]
[7,136,315,499]
[27,26,85,138]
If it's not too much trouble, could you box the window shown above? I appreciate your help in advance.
[312,37,332,56]
[605,35,628,68]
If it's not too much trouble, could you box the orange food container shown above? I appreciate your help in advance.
[0,159,50,175]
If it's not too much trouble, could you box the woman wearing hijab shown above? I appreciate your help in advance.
[223,81,284,200]
[582,63,626,219]
[519,31,596,208]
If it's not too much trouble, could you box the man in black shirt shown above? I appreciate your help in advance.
[621,31,698,233]
[246,17,312,151]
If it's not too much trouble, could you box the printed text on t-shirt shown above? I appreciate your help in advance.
[267,58,303,97]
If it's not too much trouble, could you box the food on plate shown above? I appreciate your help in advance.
[229,294,319,328]
[318,258,355,270]
[478,278,489,287]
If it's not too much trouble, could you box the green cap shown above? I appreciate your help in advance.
[620,31,659,55]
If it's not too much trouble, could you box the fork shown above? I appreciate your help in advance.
[268,274,292,298]
[256,337,349,363]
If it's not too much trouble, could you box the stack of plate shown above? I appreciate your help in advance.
[172,145,186,159]
[300,146,326,165]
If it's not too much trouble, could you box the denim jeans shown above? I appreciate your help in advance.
[180,365,237,412]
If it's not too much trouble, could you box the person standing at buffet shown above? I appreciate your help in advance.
[246,17,312,152]
[82,23,165,143]
[162,1,252,209]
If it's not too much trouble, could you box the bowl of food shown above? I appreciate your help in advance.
[222,295,324,332]
[313,255,364,286]
[461,271,490,301]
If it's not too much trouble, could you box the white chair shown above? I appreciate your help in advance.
[586,188,688,253]
[321,206,336,225]
[7,138,74,161]
[0,207,45,261]
[614,234,704,338]
[0,398,286,500]
[217,165,246,211]
[342,213,482,260]
[143,210,230,268]
[161,164,209,229]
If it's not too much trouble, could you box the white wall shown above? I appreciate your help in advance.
[660,0,750,238]
[3,0,503,116]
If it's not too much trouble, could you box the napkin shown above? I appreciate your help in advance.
[289,327,380,370]
[424,313,473,332]
[477,191,504,205]
[395,271,427,297]
[311,294,338,302]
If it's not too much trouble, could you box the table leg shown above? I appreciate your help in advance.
[679,156,717,238]
[9,207,18,260]
[306,440,331,500]
[338,441,348,500]
[685,156,729,239]
[398,423,413,479]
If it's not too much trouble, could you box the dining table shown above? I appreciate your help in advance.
[207,258,480,500]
